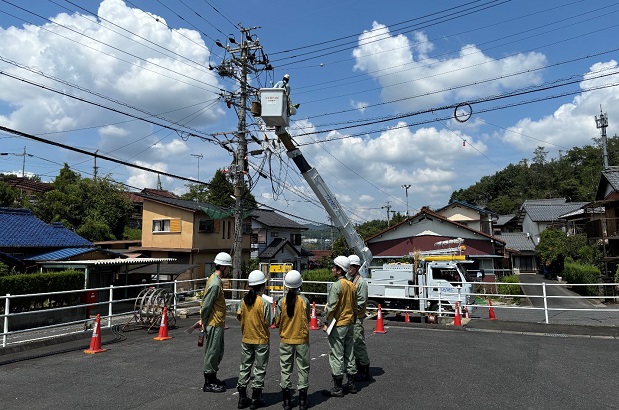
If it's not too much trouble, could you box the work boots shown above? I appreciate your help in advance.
[203,373,226,393]
[322,375,344,397]
[281,388,292,410]
[345,374,357,394]
[250,388,265,409]
[355,364,372,382]
[237,386,251,409]
[298,388,308,410]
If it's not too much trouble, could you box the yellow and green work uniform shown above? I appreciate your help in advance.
[236,295,274,389]
[349,273,370,367]
[275,293,311,390]
[325,276,357,377]
[201,273,226,374]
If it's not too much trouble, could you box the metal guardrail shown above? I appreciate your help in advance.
[2,278,619,347]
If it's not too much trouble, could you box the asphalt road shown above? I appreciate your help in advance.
[2,316,619,410]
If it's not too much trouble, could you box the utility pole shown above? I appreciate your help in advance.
[94,150,99,181]
[595,106,609,169]
[382,202,392,227]
[214,26,270,294]
[401,184,411,217]
[191,153,203,181]
[1,146,31,178]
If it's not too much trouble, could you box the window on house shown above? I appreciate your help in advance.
[243,223,252,235]
[198,219,214,233]
[290,233,302,246]
[153,219,170,232]
[227,221,231,239]
[272,232,279,238]
[152,219,181,233]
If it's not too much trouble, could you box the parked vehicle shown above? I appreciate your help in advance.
[366,255,477,317]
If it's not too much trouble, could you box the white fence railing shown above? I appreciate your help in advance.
[2,279,619,347]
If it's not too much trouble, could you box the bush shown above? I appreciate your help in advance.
[301,269,333,305]
[564,261,600,296]
[497,274,523,296]
[0,270,84,312]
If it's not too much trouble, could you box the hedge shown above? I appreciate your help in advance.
[497,274,523,296]
[0,270,85,313]
[301,269,334,305]
[563,261,600,296]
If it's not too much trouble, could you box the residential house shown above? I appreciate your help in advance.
[366,207,506,276]
[251,209,310,271]
[125,188,178,229]
[493,214,519,235]
[130,193,252,288]
[496,232,536,273]
[435,200,496,235]
[585,166,619,275]
[519,198,589,245]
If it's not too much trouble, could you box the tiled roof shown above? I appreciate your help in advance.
[138,193,238,219]
[258,238,301,259]
[251,209,307,230]
[497,233,536,252]
[0,208,93,248]
[4,177,53,193]
[523,202,588,222]
[436,200,496,215]
[495,214,516,226]
[602,167,619,192]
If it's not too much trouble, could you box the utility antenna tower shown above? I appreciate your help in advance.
[213,26,271,291]
[595,106,609,169]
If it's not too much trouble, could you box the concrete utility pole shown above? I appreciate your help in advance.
[401,184,411,217]
[214,26,270,294]
[0,146,31,178]
[595,106,609,169]
[191,153,203,181]
[382,201,392,227]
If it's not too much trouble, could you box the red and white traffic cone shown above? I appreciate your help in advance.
[464,306,470,319]
[373,304,387,334]
[453,302,462,327]
[154,307,172,341]
[488,300,498,320]
[404,307,410,323]
[84,314,106,354]
[309,302,320,330]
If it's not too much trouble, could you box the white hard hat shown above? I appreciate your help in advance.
[283,73,290,80]
[333,256,350,272]
[248,270,266,286]
[348,255,362,267]
[214,252,232,266]
[284,270,302,288]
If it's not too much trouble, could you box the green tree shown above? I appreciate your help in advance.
[198,170,257,209]
[32,166,133,242]
[0,180,17,206]
[536,229,567,266]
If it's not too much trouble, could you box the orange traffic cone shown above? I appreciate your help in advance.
[309,301,320,330]
[404,307,410,323]
[154,307,173,341]
[373,304,387,334]
[453,302,462,326]
[463,306,470,319]
[488,300,498,320]
[270,300,277,329]
[84,314,106,354]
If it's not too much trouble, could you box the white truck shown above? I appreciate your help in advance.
[366,255,477,318]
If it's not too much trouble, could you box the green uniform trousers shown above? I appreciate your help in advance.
[237,342,270,389]
[203,325,225,374]
[279,342,310,390]
[353,318,370,366]
[327,324,356,377]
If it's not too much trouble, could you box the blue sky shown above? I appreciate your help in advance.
[1,0,619,226]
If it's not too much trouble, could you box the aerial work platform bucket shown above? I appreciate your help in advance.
[260,88,290,127]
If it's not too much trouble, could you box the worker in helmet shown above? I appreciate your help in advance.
[322,256,357,398]
[273,73,299,116]
[200,252,233,393]
[236,270,274,409]
[275,270,311,410]
[347,255,371,382]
